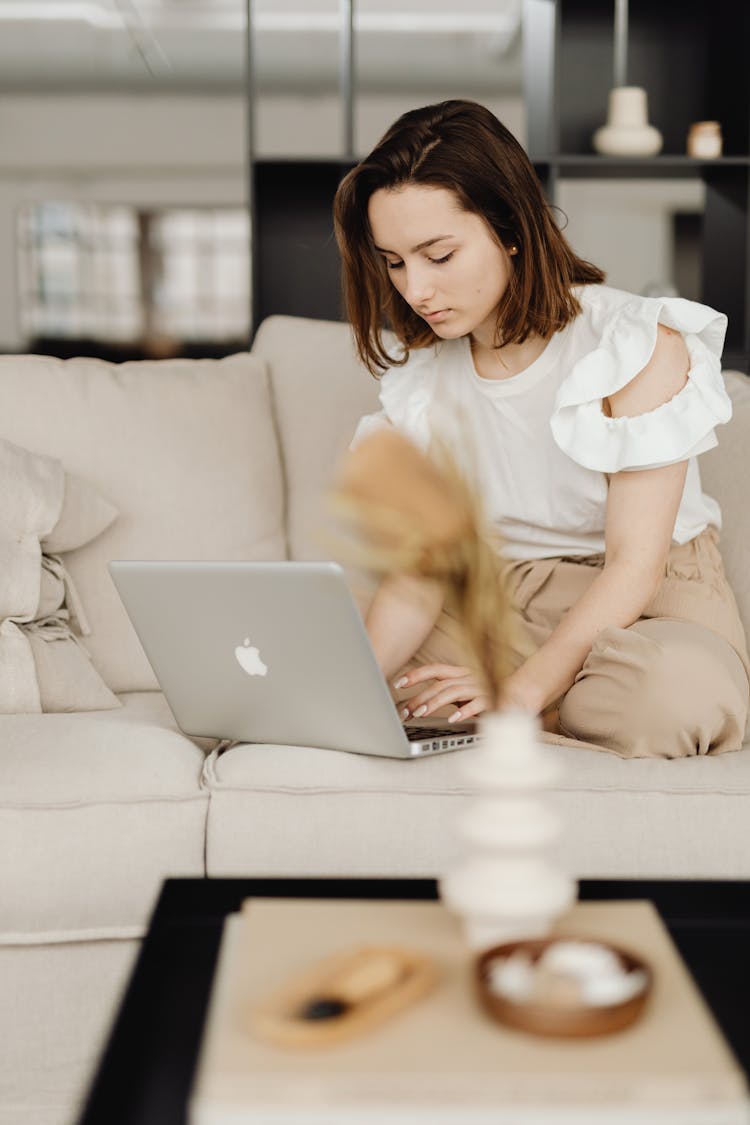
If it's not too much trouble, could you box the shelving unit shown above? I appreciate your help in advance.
[535,156,750,178]
[251,159,355,328]
[523,0,750,371]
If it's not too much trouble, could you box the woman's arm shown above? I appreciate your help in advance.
[505,324,691,714]
[365,572,445,683]
[505,463,688,713]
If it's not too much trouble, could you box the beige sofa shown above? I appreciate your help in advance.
[1,314,749,1125]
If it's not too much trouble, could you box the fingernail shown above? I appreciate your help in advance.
[413,705,427,718]
[400,707,410,720]
[448,710,462,723]
[394,676,409,689]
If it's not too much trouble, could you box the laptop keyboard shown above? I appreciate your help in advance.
[405,726,468,741]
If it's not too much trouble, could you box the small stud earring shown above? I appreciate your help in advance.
[509,245,519,255]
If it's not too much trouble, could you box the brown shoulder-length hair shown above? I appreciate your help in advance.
[333,99,605,375]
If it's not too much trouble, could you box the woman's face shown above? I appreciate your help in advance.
[367,182,514,344]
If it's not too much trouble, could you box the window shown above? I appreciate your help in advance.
[18,202,142,343]
[17,202,250,357]
[149,209,250,343]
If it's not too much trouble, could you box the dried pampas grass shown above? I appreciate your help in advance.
[327,426,515,710]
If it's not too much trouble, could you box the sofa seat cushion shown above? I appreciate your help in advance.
[1,693,208,944]
[203,733,750,880]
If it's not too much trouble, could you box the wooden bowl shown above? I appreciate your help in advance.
[475,937,653,1038]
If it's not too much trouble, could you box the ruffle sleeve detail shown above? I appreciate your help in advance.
[373,344,438,451]
[348,410,392,450]
[348,344,438,452]
[550,296,731,472]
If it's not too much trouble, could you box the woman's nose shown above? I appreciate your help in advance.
[403,266,435,307]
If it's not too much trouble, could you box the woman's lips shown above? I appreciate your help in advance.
[423,309,451,323]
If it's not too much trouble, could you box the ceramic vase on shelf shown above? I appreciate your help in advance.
[439,710,576,952]
[592,86,663,157]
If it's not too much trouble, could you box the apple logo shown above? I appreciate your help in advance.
[234,637,268,677]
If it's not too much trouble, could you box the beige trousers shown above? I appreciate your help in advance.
[362,528,750,759]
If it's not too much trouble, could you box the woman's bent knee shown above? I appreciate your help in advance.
[559,619,749,758]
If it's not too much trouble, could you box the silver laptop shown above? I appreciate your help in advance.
[108,561,479,758]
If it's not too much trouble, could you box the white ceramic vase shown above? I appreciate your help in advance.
[439,710,576,951]
[592,86,663,157]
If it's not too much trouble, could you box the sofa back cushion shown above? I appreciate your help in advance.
[252,315,382,561]
[700,370,750,635]
[0,353,285,692]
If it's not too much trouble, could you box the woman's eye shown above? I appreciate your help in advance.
[383,252,453,270]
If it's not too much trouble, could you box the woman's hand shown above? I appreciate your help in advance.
[394,664,546,724]
[394,664,491,724]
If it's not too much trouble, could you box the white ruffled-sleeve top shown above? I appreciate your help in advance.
[350,283,731,561]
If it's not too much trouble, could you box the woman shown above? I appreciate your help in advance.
[333,99,749,758]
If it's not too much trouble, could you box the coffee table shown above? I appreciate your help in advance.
[77,878,750,1125]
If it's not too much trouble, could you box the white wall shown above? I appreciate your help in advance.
[557,178,704,298]
[0,91,702,351]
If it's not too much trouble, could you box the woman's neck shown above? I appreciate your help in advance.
[469,332,549,381]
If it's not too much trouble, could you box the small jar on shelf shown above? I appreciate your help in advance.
[687,121,723,159]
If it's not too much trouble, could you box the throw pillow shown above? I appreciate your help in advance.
[45,471,120,554]
[0,436,120,713]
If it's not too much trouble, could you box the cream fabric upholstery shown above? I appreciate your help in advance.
[1,692,207,944]
[700,369,750,631]
[0,353,286,692]
[252,315,383,560]
[0,940,139,1125]
[0,436,121,714]
[203,728,750,880]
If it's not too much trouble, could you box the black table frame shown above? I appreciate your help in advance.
[78,878,750,1125]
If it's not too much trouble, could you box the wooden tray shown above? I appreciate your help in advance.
[249,944,438,1048]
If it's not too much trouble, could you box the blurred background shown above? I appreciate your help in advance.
[0,0,705,361]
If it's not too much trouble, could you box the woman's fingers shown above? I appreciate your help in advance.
[402,675,473,715]
[401,685,453,720]
[395,664,486,721]
[393,663,472,690]
[449,697,489,721]
[406,682,483,719]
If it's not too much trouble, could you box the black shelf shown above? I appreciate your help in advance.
[524,0,750,370]
[536,155,750,180]
[250,159,355,332]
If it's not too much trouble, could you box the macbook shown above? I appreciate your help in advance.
[108,561,479,758]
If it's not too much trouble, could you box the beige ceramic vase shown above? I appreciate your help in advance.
[439,710,577,952]
[592,86,663,157]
